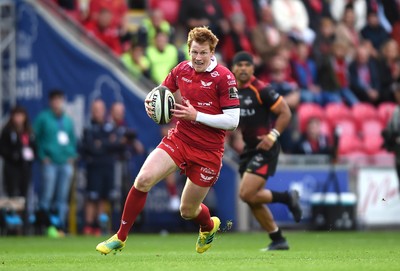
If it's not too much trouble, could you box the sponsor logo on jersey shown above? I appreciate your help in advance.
[197,101,213,107]
[229,87,239,99]
[182,77,192,83]
[200,80,213,88]
[240,108,256,117]
[210,71,220,77]
[228,80,236,86]
[227,74,232,79]
[244,96,253,105]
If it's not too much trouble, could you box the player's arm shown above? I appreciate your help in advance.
[257,89,291,150]
[172,100,240,131]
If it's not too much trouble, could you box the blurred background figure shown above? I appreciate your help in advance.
[270,0,315,45]
[0,106,36,234]
[317,40,360,107]
[145,31,180,85]
[84,7,122,55]
[137,8,174,47]
[348,41,381,105]
[80,99,123,236]
[251,4,284,65]
[109,102,145,229]
[294,117,332,155]
[120,41,150,80]
[378,39,400,103]
[33,90,77,237]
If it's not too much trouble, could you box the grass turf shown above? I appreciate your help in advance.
[0,231,399,271]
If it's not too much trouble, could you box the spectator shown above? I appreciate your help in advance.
[137,9,174,47]
[335,3,361,61]
[88,0,128,32]
[217,0,258,31]
[0,106,35,233]
[291,40,324,105]
[302,0,332,33]
[270,0,315,45]
[109,102,145,216]
[330,0,367,31]
[84,7,122,55]
[348,41,381,105]
[146,31,179,85]
[360,9,390,53]
[312,17,337,62]
[294,117,332,155]
[378,39,400,103]
[80,99,123,236]
[178,0,229,39]
[221,12,259,66]
[317,40,359,106]
[120,41,150,80]
[34,90,77,237]
[382,82,400,190]
[251,4,284,64]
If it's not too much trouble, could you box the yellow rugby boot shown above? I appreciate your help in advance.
[196,216,221,253]
[96,234,126,255]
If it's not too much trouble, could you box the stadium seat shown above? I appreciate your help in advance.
[351,102,378,129]
[335,119,357,137]
[377,102,397,127]
[362,134,384,155]
[337,134,363,155]
[325,103,352,127]
[361,119,383,137]
[297,103,325,133]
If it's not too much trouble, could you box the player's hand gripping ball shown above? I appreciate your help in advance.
[146,85,175,125]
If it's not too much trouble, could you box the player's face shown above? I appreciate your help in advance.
[189,41,213,72]
[232,61,254,84]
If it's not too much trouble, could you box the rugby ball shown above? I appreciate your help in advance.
[146,85,175,125]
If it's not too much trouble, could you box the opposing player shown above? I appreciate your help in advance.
[231,51,302,250]
[96,26,240,254]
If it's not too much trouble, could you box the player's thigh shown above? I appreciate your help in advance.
[134,148,178,190]
[180,178,210,215]
[239,172,266,198]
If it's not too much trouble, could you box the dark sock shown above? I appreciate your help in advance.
[271,191,290,204]
[269,228,285,242]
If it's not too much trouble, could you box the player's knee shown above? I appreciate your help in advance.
[134,172,155,192]
[239,190,256,204]
[179,205,196,220]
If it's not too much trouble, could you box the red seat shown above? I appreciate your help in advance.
[338,134,363,155]
[351,102,378,129]
[335,119,357,137]
[363,134,384,155]
[377,102,397,126]
[361,119,383,137]
[325,103,352,127]
[297,103,325,133]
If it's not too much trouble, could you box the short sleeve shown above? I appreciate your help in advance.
[259,85,281,108]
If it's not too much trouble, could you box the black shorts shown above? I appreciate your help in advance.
[86,163,115,201]
[239,143,280,179]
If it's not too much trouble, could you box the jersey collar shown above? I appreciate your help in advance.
[188,56,218,72]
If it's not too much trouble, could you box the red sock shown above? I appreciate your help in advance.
[193,203,214,232]
[117,186,148,241]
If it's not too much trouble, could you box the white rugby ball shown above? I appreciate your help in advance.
[146,85,175,125]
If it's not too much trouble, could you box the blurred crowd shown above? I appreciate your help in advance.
[50,0,400,155]
[1,0,400,236]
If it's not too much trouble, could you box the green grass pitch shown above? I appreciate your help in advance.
[1,231,399,271]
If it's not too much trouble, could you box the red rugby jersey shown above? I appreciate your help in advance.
[162,58,240,150]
